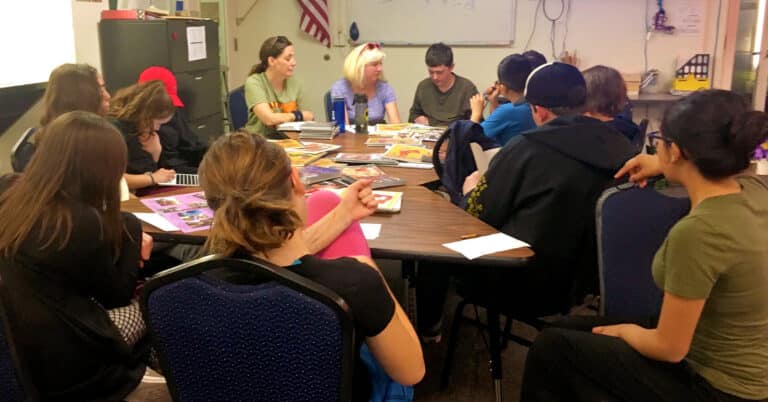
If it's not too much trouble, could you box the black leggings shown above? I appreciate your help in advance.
[520,316,766,402]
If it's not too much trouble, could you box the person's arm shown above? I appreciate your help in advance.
[252,103,298,126]
[614,153,661,188]
[384,102,401,124]
[593,293,705,362]
[361,258,425,385]
[76,211,143,309]
[408,85,427,124]
[303,180,378,254]
[124,169,176,190]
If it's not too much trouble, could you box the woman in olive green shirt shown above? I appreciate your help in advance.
[522,90,768,402]
[244,36,314,139]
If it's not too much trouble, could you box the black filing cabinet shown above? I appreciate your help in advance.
[98,19,223,143]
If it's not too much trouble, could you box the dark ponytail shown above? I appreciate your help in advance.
[661,89,768,180]
[248,36,293,76]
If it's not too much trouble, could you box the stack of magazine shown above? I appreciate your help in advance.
[298,122,339,140]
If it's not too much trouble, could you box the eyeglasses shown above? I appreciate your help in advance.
[358,42,381,56]
[647,131,674,147]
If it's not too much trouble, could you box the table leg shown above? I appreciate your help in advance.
[487,307,503,402]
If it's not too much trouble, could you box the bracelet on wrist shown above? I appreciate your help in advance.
[145,171,156,185]
[293,110,304,122]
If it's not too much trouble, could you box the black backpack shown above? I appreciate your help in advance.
[432,120,499,205]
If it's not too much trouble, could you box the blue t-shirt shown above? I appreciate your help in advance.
[330,79,397,123]
[481,100,536,146]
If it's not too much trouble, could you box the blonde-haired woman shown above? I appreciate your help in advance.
[331,42,400,125]
[199,132,423,400]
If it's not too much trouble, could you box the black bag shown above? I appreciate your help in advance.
[432,120,499,205]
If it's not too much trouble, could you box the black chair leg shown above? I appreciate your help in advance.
[440,299,468,390]
[487,307,503,402]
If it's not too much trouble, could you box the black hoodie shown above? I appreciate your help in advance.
[464,115,637,306]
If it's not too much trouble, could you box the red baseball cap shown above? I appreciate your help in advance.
[138,66,184,107]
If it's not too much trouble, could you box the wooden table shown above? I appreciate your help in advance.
[122,132,533,267]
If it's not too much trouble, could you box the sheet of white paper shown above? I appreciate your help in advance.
[442,232,530,260]
[186,26,207,62]
[133,212,180,232]
[394,162,434,169]
[361,223,381,240]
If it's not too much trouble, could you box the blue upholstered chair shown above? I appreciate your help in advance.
[11,127,38,173]
[227,86,248,131]
[140,255,355,402]
[596,183,690,317]
[0,274,37,402]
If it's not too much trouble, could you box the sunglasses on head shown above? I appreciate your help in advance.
[358,42,381,56]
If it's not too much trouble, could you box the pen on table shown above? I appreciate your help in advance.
[460,233,479,240]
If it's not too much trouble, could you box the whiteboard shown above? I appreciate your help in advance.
[347,0,515,46]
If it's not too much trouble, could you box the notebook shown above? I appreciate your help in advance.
[158,173,199,187]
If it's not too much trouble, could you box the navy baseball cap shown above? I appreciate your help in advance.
[524,62,586,108]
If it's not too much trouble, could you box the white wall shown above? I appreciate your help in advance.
[72,0,109,72]
[227,0,725,123]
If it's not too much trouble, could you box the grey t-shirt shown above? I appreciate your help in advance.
[408,74,478,127]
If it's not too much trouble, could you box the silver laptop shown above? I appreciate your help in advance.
[158,173,199,187]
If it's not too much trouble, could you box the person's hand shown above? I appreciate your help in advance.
[302,110,315,121]
[462,171,481,195]
[614,154,661,188]
[469,94,485,122]
[340,179,379,221]
[592,323,635,338]
[413,115,429,125]
[140,232,153,268]
[152,168,176,184]
[484,84,501,107]
[139,131,162,162]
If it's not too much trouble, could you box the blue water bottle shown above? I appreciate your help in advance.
[332,96,346,133]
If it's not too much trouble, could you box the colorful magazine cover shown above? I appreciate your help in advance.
[339,164,406,189]
[140,192,213,233]
[333,153,398,165]
[364,136,422,147]
[269,138,304,149]
[288,151,324,166]
[286,142,341,154]
[383,144,433,163]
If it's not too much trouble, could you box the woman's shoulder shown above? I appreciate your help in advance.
[331,78,351,92]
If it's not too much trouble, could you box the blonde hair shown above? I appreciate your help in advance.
[343,43,386,88]
[199,132,302,257]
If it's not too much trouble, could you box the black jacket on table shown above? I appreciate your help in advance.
[0,183,145,401]
[463,115,637,308]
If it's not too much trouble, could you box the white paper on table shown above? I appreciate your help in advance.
[133,212,180,232]
[361,223,381,240]
[442,232,530,260]
[186,26,207,62]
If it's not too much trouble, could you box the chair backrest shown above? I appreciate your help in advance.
[324,91,333,122]
[11,127,38,173]
[0,274,36,402]
[228,86,248,131]
[141,255,355,402]
[469,143,500,175]
[596,184,690,317]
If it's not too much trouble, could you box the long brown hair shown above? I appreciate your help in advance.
[250,36,293,75]
[0,111,128,257]
[109,80,175,133]
[40,63,102,126]
[199,132,301,257]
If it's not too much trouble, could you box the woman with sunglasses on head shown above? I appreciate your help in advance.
[245,35,314,139]
[331,42,401,125]
[521,89,768,402]
[198,132,424,400]
[109,80,177,190]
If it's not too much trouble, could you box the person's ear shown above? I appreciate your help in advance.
[289,167,305,195]
[668,142,684,164]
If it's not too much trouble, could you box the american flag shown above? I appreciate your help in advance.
[298,0,331,48]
